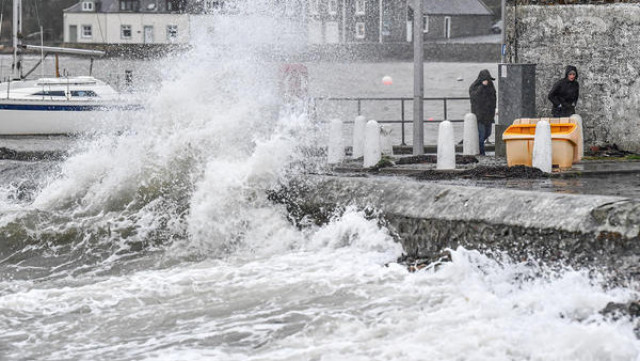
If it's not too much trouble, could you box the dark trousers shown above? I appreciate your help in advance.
[478,122,492,155]
[552,105,575,118]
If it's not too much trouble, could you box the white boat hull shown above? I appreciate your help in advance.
[2,1,131,136]
[0,77,140,135]
[0,101,139,135]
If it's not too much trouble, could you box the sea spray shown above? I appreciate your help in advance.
[0,3,638,360]
[0,1,326,273]
[2,243,637,361]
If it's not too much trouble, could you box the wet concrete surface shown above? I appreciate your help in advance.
[332,154,640,200]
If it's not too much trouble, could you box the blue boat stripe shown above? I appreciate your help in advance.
[0,104,143,111]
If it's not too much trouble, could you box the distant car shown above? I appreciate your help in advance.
[491,20,503,34]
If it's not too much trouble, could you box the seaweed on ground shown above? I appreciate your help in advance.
[410,165,548,181]
[0,147,66,161]
[516,0,640,4]
[585,143,638,158]
[396,154,479,165]
[367,155,395,172]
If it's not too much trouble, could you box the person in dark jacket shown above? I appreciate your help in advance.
[469,69,497,155]
[548,65,579,117]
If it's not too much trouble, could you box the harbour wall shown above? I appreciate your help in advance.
[39,42,501,63]
[504,3,640,152]
[297,176,640,279]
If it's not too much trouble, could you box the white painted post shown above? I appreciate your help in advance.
[380,125,394,156]
[352,115,367,158]
[463,113,479,155]
[437,120,456,170]
[364,120,382,168]
[327,118,344,164]
[570,114,584,162]
[532,120,552,173]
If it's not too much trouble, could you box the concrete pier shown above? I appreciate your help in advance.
[298,175,640,279]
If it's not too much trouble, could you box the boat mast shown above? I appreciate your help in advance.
[12,0,22,80]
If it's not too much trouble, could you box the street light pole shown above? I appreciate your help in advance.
[412,0,424,155]
[501,0,506,63]
[12,0,23,80]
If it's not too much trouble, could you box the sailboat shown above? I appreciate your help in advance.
[0,0,139,135]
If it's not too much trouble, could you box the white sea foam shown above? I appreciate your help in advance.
[0,4,638,361]
[0,246,637,361]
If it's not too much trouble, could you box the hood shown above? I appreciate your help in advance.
[564,65,578,79]
[477,69,495,81]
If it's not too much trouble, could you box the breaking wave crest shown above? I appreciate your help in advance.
[0,22,324,278]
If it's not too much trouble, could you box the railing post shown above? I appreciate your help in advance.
[443,98,448,120]
[401,99,406,145]
[357,99,362,115]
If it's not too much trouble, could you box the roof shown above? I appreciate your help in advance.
[410,0,494,16]
[65,0,172,13]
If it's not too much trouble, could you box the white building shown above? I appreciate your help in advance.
[63,0,193,44]
[63,0,387,46]
[63,0,495,46]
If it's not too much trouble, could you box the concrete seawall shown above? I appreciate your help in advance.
[300,175,640,279]
[43,42,501,63]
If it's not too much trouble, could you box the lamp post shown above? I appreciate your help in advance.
[412,0,424,155]
[501,0,506,63]
[12,0,23,80]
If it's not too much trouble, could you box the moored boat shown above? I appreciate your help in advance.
[0,0,139,135]
[0,76,140,135]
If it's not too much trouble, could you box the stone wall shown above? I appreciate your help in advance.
[294,176,640,279]
[504,4,640,151]
[300,42,501,62]
[64,42,501,63]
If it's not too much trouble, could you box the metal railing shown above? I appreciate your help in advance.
[312,96,470,146]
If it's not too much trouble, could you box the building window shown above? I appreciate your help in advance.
[82,1,94,11]
[121,25,132,39]
[166,0,184,12]
[423,15,429,33]
[144,25,154,43]
[119,0,140,11]
[167,25,178,41]
[284,2,296,16]
[355,22,365,39]
[309,0,319,14]
[204,0,223,13]
[355,0,365,15]
[327,0,337,15]
[81,25,92,38]
[444,16,451,38]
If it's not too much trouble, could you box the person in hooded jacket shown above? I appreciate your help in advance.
[469,69,497,156]
[548,65,579,117]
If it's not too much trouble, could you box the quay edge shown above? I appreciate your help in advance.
[295,175,640,279]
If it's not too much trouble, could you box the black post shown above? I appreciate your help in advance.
[496,63,537,157]
[443,98,448,120]
[401,99,406,145]
[125,70,133,89]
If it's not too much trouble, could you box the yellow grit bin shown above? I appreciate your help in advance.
[502,118,581,169]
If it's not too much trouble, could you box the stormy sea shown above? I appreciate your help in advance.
[1,3,639,361]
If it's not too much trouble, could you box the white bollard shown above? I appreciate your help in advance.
[437,120,456,170]
[364,120,382,168]
[352,115,367,159]
[327,118,344,164]
[463,113,479,155]
[570,114,584,162]
[532,120,552,173]
[380,125,394,156]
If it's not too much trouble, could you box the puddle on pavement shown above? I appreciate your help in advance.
[423,173,640,199]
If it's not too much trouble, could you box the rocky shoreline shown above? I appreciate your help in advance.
[0,147,66,161]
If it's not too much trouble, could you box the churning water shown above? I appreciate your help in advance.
[1,4,639,360]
